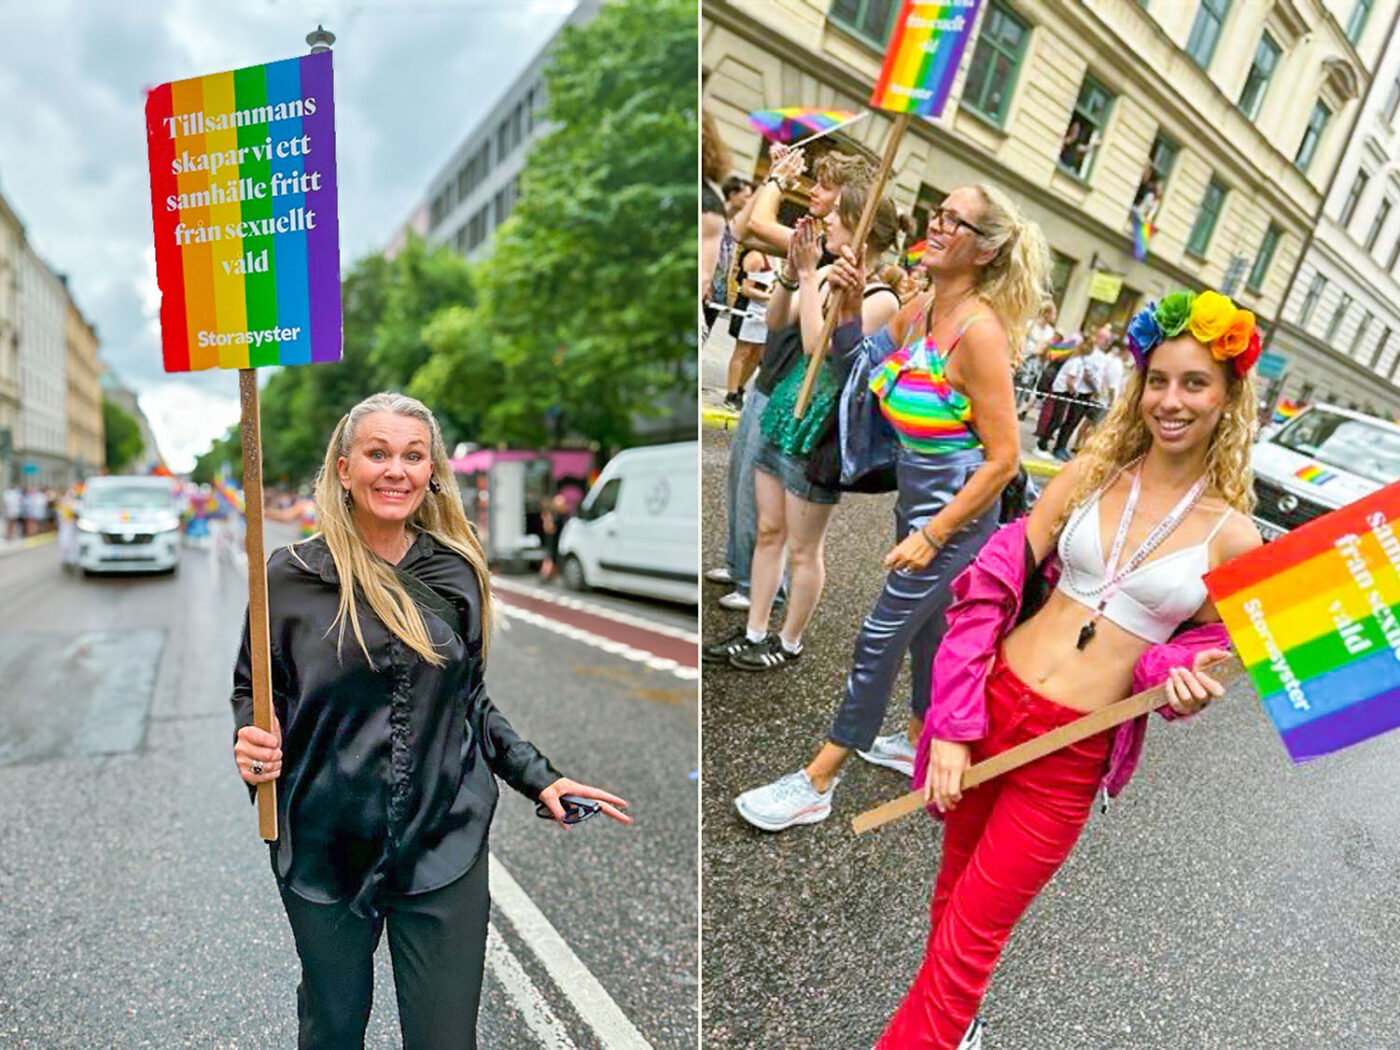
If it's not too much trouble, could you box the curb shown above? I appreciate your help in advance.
[0,532,57,559]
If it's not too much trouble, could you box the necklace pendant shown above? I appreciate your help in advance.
[1076,621,1096,650]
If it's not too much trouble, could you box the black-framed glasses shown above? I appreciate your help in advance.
[930,206,987,238]
[536,794,602,825]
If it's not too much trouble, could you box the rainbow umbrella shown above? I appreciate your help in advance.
[747,107,859,142]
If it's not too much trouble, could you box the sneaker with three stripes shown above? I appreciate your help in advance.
[729,635,801,671]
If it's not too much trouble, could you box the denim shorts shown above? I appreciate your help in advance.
[753,436,841,506]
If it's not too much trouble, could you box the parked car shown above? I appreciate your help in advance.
[75,475,182,575]
[557,441,697,604]
[1251,402,1400,540]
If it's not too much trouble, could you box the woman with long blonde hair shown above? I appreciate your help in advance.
[231,392,629,1050]
[883,290,1264,1049]
[734,184,1048,832]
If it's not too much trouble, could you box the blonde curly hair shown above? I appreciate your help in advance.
[1057,342,1258,535]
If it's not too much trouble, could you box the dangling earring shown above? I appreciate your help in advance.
[342,489,353,511]
[428,476,442,495]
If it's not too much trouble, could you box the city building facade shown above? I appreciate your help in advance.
[703,0,1397,409]
[1270,3,1400,415]
[17,244,69,487]
[0,192,21,485]
[65,295,104,478]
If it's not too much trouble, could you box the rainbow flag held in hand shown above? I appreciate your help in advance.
[1205,480,1400,763]
[870,0,985,118]
[905,240,926,266]
[1273,399,1303,424]
[1132,215,1155,261]
[1045,335,1082,361]
[746,107,857,141]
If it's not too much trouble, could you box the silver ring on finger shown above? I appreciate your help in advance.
[251,760,265,776]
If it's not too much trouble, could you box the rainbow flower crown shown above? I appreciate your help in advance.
[1125,290,1261,378]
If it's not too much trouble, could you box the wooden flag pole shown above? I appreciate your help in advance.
[852,655,1250,836]
[239,368,277,842]
[794,111,908,418]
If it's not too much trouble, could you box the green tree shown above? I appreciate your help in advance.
[102,399,145,472]
[418,0,697,449]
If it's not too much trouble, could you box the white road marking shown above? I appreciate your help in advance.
[485,925,576,1049]
[492,577,699,643]
[490,855,656,1050]
[495,603,699,682]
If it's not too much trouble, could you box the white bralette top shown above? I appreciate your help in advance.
[1055,491,1234,644]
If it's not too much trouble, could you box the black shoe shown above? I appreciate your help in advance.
[723,390,745,412]
[703,627,767,664]
[729,635,801,671]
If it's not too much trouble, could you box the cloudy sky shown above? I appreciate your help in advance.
[0,0,577,472]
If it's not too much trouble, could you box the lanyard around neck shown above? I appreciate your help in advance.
[1097,466,1208,602]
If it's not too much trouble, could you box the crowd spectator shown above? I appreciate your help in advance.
[2,484,20,540]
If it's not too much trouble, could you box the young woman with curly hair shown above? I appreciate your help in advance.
[882,290,1265,1049]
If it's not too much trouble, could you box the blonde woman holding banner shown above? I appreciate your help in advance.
[881,291,1263,1049]
[231,392,629,1050]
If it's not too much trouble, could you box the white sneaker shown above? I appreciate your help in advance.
[856,731,916,776]
[704,566,733,584]
[716,590,751,611]
[958,1017,985,1050]
[734,770,839,831]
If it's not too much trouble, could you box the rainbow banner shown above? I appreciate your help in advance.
[145,52,341,373]
[1273,398,1303,423]
[870,0,984,118]
[1205,480,1400,763]
[747,107,857,141]
[1131,216,1155,262]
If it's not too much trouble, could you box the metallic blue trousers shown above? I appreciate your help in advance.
[828,447,998,751]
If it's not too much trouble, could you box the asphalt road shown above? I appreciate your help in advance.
[700,421,1400,1050]
[0,523,696,1049]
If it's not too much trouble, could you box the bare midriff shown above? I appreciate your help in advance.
[1000,590,1156,713]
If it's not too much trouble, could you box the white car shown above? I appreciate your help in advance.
[1251,403,1400,541]
[558,441,697,604]
[76,476,182,575]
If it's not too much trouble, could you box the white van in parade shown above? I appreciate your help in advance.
[1251,403,1400,541]
[75,475,182,575]
[557,441,698,604]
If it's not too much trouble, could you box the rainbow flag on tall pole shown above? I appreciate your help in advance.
[1206,481,1400,762]
[795,0,985,417]
[869,0,985,118]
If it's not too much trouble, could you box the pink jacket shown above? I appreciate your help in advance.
[912,516,1230,800]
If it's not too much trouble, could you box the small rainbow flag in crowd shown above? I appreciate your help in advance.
[145,51,341,373]
[905,240,926,265]
[1132,215,1155,261]
[746,107,857,141]
[214,472,245,514]
[1206,481,1400,762]
[1297,464,1337,486]
[1045,335,1082,361]
[870,0,985,118]
[1273,398,1303,423]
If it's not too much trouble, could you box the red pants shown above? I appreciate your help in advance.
[878,653,1111,1049]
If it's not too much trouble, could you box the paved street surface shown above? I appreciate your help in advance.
[0,521,696,1049]
[701,422,1400,1049]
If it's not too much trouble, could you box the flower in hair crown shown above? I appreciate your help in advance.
[1124,289,1260,377]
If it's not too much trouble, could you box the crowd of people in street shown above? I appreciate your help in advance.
[702,106,1265,1049]
[1,484,60,540]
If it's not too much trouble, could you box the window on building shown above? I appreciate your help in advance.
[1370,326,1391,369]
[1347,0,1373,43]
[1299,273,1326,325]
[1294,101,1331,173]
[1058,75,1114,180]
[1386,74,1400,125]
[1049,250,1075,308]
[1354,311,1373,356]
[1247,223,1281,293]
[1133,132,1178,219]
[828,0,897,46]
[1186,176,1227,256]
[1367,198,1393,251]
[1340,170,1370,227]
[1325,292,1353,343]
[961,2,1029,127]
[1237,31,1280,120]
[1387,232,1400,271]
[1390,347,1400,381]
[1186,0,1231,69]
[496,121,510,162]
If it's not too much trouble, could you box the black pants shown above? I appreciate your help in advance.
[1053,400,1091,454]
[277,849,491,1050]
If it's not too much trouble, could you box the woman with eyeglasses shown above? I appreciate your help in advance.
[231,392,630,1050]
[882,290,1263,1049]
[734,186,1049,832]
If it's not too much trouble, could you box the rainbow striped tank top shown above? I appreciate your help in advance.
[869,314,985,454]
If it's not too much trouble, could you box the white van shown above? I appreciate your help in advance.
[1251,403,1400,540]
[557,441,697,604]
[75,475,182,575]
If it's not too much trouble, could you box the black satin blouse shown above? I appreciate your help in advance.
[231,534,559,918]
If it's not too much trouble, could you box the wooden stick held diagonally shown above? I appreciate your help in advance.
[239,369,278,842]
[851,655,1250,835]
[793,112,908,419]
